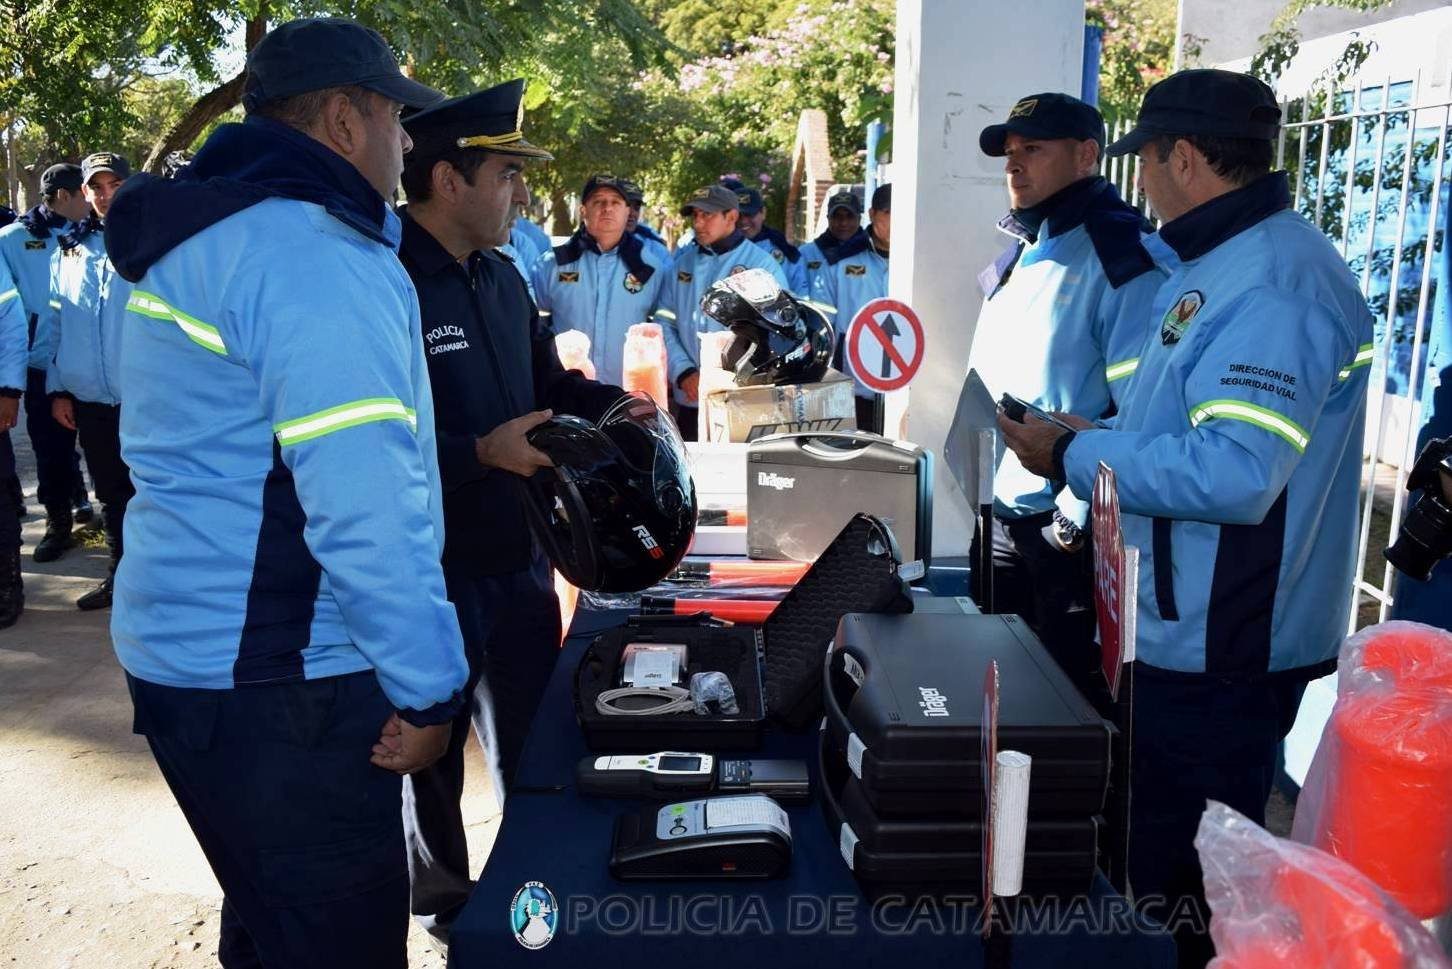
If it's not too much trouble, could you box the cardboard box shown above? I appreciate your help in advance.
[703,368,858,443]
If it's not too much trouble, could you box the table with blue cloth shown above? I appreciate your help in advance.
[448,604,1176,968]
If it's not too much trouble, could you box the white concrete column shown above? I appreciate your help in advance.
[889,0,1085,556]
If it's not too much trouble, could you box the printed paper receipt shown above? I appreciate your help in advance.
[706,797,791,840]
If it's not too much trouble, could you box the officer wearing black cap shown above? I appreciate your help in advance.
[799,189,866,293]
[49,151,135,611]
[102,17,467,967]
[0,163,93,565]
[655,183,788,438]
[966,91,1160,695]
[999,71,1375,969]
[532,173,672,387]
[621,177,671,262]
[734,183,808,294]
[398,80,625,946]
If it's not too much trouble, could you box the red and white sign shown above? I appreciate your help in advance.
[846,298,925,393]
[1093,462,1138,700]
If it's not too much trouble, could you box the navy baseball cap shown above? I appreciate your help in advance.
[41,164,83,195]
[1106,69,1281,157]
[681,184,739,216]
[81,153,130,183]
[825,190,862,216]
[581,173,630,202]
[243,18,442,112]
[980,93,1105,157]
[870,183,891,212]
[403,80,554,161]
[620,178,646,205]
[735,187,764,216]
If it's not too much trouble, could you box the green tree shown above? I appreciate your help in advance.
[1087,0,1184,125]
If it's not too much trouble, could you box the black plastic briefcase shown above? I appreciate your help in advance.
[822,611,1113,819]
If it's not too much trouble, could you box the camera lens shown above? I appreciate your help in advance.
[1385,491,1452,582]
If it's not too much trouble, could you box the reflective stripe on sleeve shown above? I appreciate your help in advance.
[127,290,228,355]
[1188,399,1309,453]
[1105,358,1139,382]
[1338,342,1374,381]
[654,308,677,320]
[48,300,61,310]
[0,289,18,305]
[274,398,418,446]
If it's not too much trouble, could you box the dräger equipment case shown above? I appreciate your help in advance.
[823,612,1113,819]
[745,432,933,564]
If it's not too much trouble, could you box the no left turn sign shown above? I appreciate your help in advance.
[847,298,926,393]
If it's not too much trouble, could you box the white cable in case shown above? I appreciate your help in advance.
[991,750,1032,897]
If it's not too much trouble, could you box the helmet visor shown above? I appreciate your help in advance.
[598,393,692,508]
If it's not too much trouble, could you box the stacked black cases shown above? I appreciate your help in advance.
[819,612,1112,893]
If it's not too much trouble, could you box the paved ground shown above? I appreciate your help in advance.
[0,417,500,968]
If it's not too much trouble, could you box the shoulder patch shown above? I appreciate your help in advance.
[558,271,580,283]
[1161,290,1205,345]
[845,264,867,277]
[24,240,46,250]
[677,270,693,283]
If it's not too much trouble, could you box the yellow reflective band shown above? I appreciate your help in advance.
[456,131,524,150]
[1338,342,1375,381]
[274,398,418,446]
[1105,358,1139,382]
[0,289,17,305]
[49,299,62,310]
[800,298,837,315]
[1189,399,1309,453]
[654,308,677,320]
[127,290,228,355]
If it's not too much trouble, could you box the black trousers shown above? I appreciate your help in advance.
[25,367,83,511]
[129,670,409,969]
[402,552,561,943]
[1129,667,1308,969]
[970,511,1101,693]
[0,431,17,551]
[674,402,699,442]
[73,400,133,555]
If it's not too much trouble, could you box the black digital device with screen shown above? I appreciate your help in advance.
[998,393,1078,432]
[576,752,810,803]
[610,795,793,880]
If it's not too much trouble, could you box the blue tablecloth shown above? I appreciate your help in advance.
[449,606,1176,967]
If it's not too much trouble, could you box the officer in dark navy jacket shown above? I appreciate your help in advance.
[398,79,624,947]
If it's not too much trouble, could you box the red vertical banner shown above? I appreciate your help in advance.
[1093,463,1137,700]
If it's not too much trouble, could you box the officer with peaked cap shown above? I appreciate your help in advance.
[799,189,866,293]
[398,80,625,947]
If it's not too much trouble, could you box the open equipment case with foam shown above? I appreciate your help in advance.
[574,514,916,751]
[823,612,1114,819]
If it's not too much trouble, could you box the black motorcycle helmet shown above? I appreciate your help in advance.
[701,268,835,386]
[521,393,697,592]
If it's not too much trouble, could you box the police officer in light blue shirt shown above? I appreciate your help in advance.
[798,189,866,294]
[0,255,27,627]
[0,163,93,561]
[48,151,135,611]
[532,174,670,386]
[968,92,1162,690]
[102,19,468,966]
[622,178,672,264]
[1000,70,1376,968]
[812,183,892,433]
[735,184,808,294]
[654,183,787,439]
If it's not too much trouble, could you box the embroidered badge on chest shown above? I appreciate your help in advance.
[845,264,867,277]
[25,240,46,250]
[677,270,693,283]
[623,273,643,294]
[558,271,580,283]
[1161,290,1205,346]
[807,260,821,270]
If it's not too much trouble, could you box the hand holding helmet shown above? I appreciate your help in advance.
[475,409,556,477]
[700,268,835,387]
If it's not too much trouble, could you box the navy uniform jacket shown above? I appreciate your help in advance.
[398,210,624,578]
